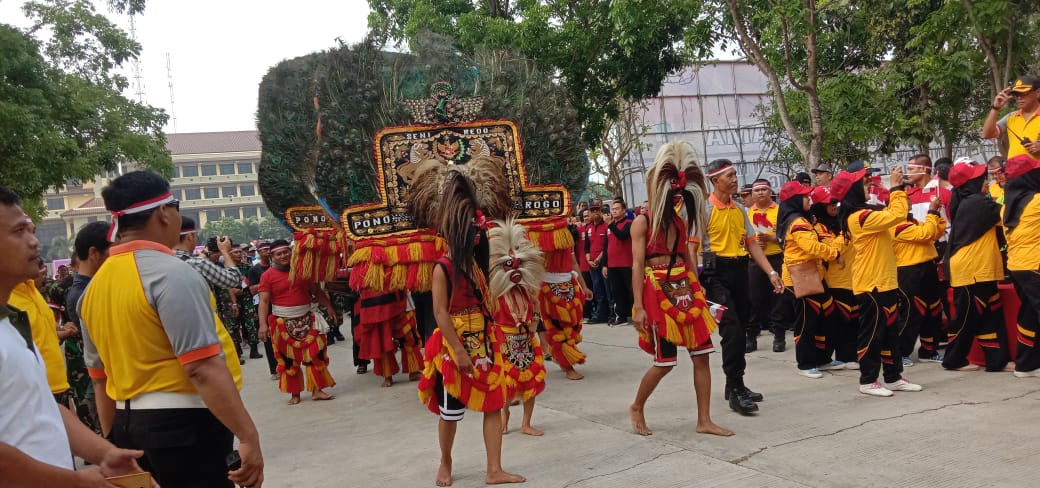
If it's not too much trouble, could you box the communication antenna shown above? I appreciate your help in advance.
[166,52,178,133]
[128,15,146,104]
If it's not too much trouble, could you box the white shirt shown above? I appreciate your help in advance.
[0,314,73,469]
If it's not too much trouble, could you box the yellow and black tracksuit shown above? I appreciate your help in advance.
[1007,193,1040,372]
[942,188,1009,371]
[892,212,946,361]
[847,190,908,385]
[781,217,840,370]
[819,224,858,363]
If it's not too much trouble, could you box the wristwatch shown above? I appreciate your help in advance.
[769,270,779,276]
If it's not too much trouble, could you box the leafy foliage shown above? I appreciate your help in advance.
[197,216,292,244]
[256,33,588,219]
[0,1,170,220]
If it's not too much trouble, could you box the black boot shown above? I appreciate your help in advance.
[772,325,786,352]
[249,343,263,359]
[745,331,758,353]
[728,386,759,414]
[724,384,764,402]
[332,324,346,342]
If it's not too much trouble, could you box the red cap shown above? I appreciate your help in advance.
[949,157,988,188]
[810,185,834,205]
[829,169,867,200]
[778,180,812,202]
[1006,154,1040,180]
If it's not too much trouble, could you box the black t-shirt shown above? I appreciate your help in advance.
[246,264,270,290]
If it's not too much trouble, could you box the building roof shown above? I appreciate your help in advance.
[61,196,108,217]
[167,130,260,155]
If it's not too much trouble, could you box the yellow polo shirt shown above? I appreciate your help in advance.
[748,203,781,255]
[705,194,755,258]
[1007,194,1040,271]
[80,240,241,401]
[892,213,945,267]
[10,281,69,394]
[1002,110,1040,159]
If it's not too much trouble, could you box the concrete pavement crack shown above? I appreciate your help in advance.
[560,449,684,488]
[729,387,1040,465]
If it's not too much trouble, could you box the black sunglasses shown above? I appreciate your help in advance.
[165,199,181,212]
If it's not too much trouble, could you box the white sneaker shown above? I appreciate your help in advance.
[1013,369,1040,378]
[859,381,893,397]
[901,357,914,367]
[798,368,823,379]
[818,360,845,371]
[844,361,860,370]
[883,377,923,392]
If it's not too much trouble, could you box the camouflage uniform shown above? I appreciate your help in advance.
[235,262,260,346]
[212,284,243,355]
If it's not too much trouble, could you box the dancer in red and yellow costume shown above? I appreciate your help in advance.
[258,240,338,404]
[356,289,424,387]
[489,217,548,436]
[629,140,732,437]
[533,217,592,380]
[415,169,524,486]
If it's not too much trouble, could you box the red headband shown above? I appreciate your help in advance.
[107,193,174,242]
[707,163,734,178]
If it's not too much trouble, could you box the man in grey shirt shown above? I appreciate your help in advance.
[173,216,242,289]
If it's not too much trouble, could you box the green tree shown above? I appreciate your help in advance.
[367,0,707,147]
[0,1,170,220]
[259,215,292,241]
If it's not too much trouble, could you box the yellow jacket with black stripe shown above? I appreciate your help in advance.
[781,217,841,288]
[891,213,945,268]
[847,190,909,294]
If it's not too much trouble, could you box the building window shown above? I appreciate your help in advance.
[46,198,64,211]
[222,185,237,197]
[237,162,253,174]
[181,211,200,227]
[86,216,98,223]
[239,184,255,197]
[180,165,199,178]
[170,189,182,201]
[225,208,241,219]
[259,207,267,217]
[203,187,219,199]
[206,209,222,222]
[220,163,236,175]
[201,164,217,176]
[242,207,258,219]
[184,188,201,201]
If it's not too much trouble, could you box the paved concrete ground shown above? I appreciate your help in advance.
[239,324,1040,488]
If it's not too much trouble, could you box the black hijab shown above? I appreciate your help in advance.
[1004,168,1040,229]
[948,174,1000,257]
[837,181,881,239]
[810,202,840,235]
[776,194,812,250]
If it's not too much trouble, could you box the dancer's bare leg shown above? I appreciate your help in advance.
[501,403,510,434]
[563,367,584,380]
[437,418,457,486]
[630,365,671,435]
[311,389,334,401]
[483,409,525,484]
[381,376,393,387]
[520,397,543,436]
[691,353,733,436]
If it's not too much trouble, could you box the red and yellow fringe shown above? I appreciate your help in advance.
[417,312,507,414]
[347,230,447,292]
[638,265,717,351]
[290,228,346,283]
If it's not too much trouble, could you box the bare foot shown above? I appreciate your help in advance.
[288,395,301,405]
[436,462,452,487]
[696,421,734,437]
[410,372,422,382]
[501,409,510,434]
[520,425,544,436]
[382,376,394,387]
[564,369,584,380]
[485,469,525,484]
[312,390,334,401]
[1003,362,1016,372]
[629,404,651,436]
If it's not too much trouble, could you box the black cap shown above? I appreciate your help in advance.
[847,160,881,174]
[739,183,753,195]
[181,216,197,232]
[795,172,813,185]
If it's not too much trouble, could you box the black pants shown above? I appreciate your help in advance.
[589,265,611,321]
[897,261,945,359]
[607,266,633,321]
[112,407,233,488]
[1012,270,1040,372]
[581,271,594,319]
[351,306,369,367]
[748,253,785,338]
[255,305,277,375]
[793,289,836,370]
[856,289,903,385]
[942,281,1009,371]
[828,288,859,363]
[701,256,751,389]
[412,291,436,341]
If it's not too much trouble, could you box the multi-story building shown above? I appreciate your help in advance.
[38,130,266,252]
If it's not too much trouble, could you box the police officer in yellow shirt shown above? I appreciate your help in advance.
[1003,154,1040,377]
[701,159,783,414]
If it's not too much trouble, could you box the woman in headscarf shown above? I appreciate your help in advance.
[833,165,921,397]
[629,140,732,437]
[1004,154,1040,377]
[810,186,858,368]
[941,157,1010,372]
[776,181,844,379]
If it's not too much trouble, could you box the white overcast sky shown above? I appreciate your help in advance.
[2,0,372,134]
